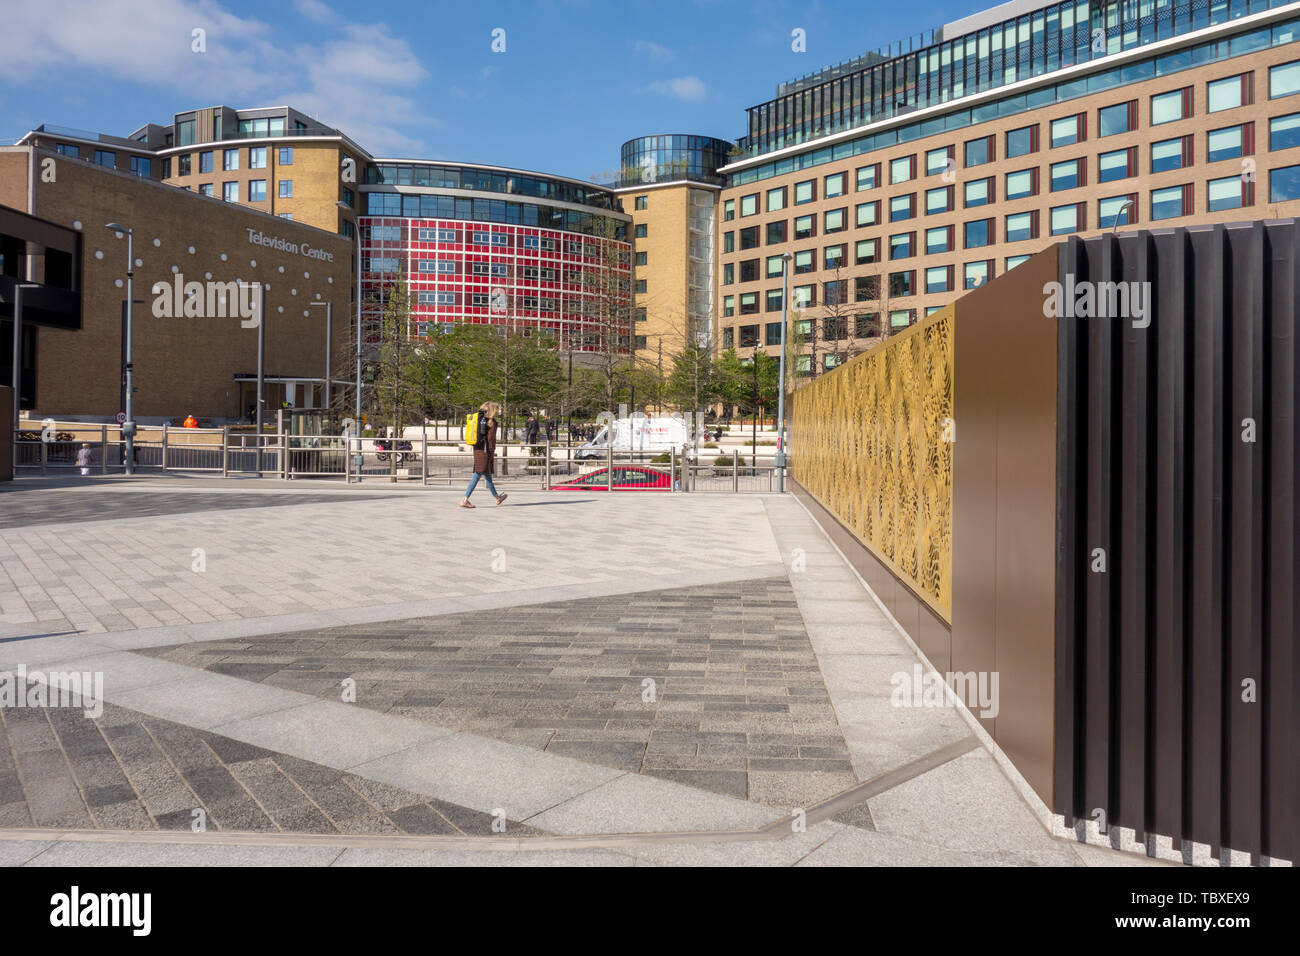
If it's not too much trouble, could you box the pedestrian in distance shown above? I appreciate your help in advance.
[76,443,93,476]
[524,415,539,446]
[461,401,508,509]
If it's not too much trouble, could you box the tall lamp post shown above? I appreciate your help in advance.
[751,344,759,466]
[105,223,136,475]
[308,300,333,416]
[1110,198,1135,233]
[11,281,38,435]
[776,252,792,492]
[444,372,452,441]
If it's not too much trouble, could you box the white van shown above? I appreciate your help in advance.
[575,416,693,460]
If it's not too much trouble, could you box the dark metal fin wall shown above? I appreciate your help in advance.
[1054,222,1299,864]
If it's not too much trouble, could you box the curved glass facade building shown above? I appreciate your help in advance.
[359,159,633,352]
[619,134,733,187]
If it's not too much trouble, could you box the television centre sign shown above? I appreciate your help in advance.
[246,228,336,262]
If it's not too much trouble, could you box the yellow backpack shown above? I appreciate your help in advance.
[463,411,487,448]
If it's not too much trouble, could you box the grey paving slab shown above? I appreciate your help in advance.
[19,840,346,867]
[108,673,310,730]
[867,749,1084,866]
[351,734,626,821]
[0,840,54,866]
[330,847,638,867]
[624,821,845,866]
[212,700,454,770]
[794,824,1007,867]
[526,772,783,834]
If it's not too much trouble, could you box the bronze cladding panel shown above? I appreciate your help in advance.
[952,248,1059,803]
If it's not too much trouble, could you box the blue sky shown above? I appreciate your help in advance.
[1,0,986,181]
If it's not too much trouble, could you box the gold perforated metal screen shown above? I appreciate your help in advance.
[790,309,954,621]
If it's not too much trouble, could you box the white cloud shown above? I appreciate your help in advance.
[294,0,338,24]
[649,75,707,101]
[633,40,674,61]
[0,0,437,155]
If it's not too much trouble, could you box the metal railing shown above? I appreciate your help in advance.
[11,421,789,493]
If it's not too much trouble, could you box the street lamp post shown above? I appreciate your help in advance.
[309,301,332,415]
[751,345,759,467]
[444,372,452,441]
[11,282,38,435]
[776,252,792,492]
[105,223,136,475]
[1111,199,1135,233]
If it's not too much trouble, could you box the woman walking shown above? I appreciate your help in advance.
[462,401,508,508]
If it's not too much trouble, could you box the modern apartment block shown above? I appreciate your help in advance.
[21,105,370,239]
[613,135,732,373]
[358,160,631,353]
[717,0,1300,375]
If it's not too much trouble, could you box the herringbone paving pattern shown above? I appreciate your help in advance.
[0,699,537,836]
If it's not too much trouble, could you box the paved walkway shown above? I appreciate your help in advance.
[0,478,1168,866]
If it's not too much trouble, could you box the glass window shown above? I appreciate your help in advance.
[723,263,734,285]
[794,215,815,240]
[723,199,735,220]
[963,261,989,289]
[1207,175,1245,212]
[855,239,878,264]
[1099,195,1136,228]
[889,232,913,259]
[794,250,815,274]
[739,293,758,315]
[1051,115,1080,148]
[1151,185,1186,220]
[926,147,950,176]
[249,146,267,169]
[766,290,784,313]
[1051,159,1081,191]
[855,201,878,227]
[1006,125,1036,158]
[128,156,150,178]
[1099,147,1134,182]
[1272,61,1300,99]
[793,285,816,308]
[925,186,951,214]
[222,181,238,202]
[925,226,950,254]
[278,179,292,198]
[723,232,734,253]
[1151,89,1189,125]
[925,266,951,294]
[824,244,846,270]
[1005,169,1034,200]
[636,195,649,210]
[965,136,991,167]
[723,296,735,318]
[856,164,878,191]
[279,147,294,165]
[767,220,787,244]
[824,208,846,233]
[1006,254,1031,270]
[766,255,785,277]
[740,226,759,249]
[1099,101,1134,137]
[824,172,845,198]
[890,156,913,184]
[198,183,214,198]
[740,194,758,216]
[964,219,991,248]
[888,271,914,297]
[222,148,239,171]
[1207,126,1244,162]
[1005,211,1034,242]
[889,194,914,222]
[1271,164,1300,202]
[1271,114,1300,152]
[767,187,785,212]
[199,150,213,173]
[965,178,990,207]
[93,149,115,167]
[889,309,914,329]
[1208,75,1244,112]
[56,143,78,158]
[795,180,815,203]
[766,321,782,345]
[740,259,758,282]
[1050,203,1080,235]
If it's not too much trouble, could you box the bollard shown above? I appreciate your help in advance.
[161,422,169,472]
[221,425,229,477]
[733,449,739,493]
[421,420,428,486]
[607,440,613,493]
[670,446,676,493]
[544,435,551,491]
[100,425,108,475]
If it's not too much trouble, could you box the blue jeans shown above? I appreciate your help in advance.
[465,471,499,498]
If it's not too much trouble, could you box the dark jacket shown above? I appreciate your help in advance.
[472,417,497,475]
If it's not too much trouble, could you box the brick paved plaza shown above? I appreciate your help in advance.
[0,478,1165,866]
